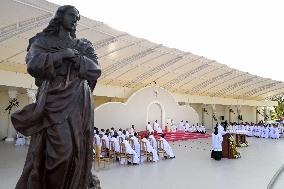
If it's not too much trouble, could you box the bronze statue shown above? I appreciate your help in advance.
[11,5,101,189]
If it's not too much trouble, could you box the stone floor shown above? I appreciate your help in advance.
[1,137,284,189]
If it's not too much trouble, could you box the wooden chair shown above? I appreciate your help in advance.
[93,144,110,170]
[101,139,108,156]
[140,141,153,163]
[109,141,120,161]
[129,138,135,150]
[119,143,134,165]
[157,140,166,158]
[118,137,123,144]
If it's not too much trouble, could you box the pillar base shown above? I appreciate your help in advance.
[5,137,14,142]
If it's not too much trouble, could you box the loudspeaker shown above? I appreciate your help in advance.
[220,116,224,120]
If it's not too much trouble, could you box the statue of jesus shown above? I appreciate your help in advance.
[12,5,101,189]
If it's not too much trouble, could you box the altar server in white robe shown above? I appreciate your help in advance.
[211,127,223,160]
[142,135,159,162]
[149,132,158,150]
[217,124,226,135]
[120,137,140,165]
[130,132,140,156]
[160,134,175,158]
[147,122,154,133]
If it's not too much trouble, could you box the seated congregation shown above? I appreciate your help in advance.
[147,120,207,134]
[93,125,175,169]
[226,122,283,139]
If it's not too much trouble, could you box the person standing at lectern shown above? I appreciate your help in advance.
[211,127,223,161]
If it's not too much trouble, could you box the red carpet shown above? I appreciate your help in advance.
[138,131,210,141]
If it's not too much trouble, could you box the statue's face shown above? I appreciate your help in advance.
[62,8,79,31]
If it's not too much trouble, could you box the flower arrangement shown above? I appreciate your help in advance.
[238,141,249,147]
[228,135,241,159]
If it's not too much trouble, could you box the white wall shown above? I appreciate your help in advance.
[94,86,199,131]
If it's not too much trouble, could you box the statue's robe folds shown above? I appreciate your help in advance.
[11,35,101,189]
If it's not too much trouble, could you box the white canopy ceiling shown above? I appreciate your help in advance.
[1,0,284,100]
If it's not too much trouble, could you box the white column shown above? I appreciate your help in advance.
[5,88,18,142]
[264,106,268,124]
[27,89,37,103]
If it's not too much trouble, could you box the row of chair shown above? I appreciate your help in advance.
[93,137,166,170]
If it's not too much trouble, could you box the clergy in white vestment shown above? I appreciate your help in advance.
[149,132,158,150]
[125,129,130,138]
[94,130,101,148]
[120,131,126,141]
[142,135,159,162]
[130,133,140,156]
[170,123,177,132]
[154,120,160,132]
[130,125,136,134]
[247,125,254,137]
[110,127,115,137]
[102,133,110,149]
[211,127,223,161]
[271,125,280,139]
[117,128,122,136]
[101,129,105,136]
[255,125,261,138]
[157,126,163,134]
[146,122,154,133]
[261,125,269,139]
[191,124,197,132]
[110,134,120,153]
[120,138,140,165]
[200,125,206,134]
[177,120,185,132]
[15,132,26,146]
[184,121,190,132]
[160,134,175,158]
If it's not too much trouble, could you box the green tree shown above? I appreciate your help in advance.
[271,93,284,119]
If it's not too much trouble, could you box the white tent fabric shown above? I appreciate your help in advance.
[1,0,284,100]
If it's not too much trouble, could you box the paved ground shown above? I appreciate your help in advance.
[1,137,284,189]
